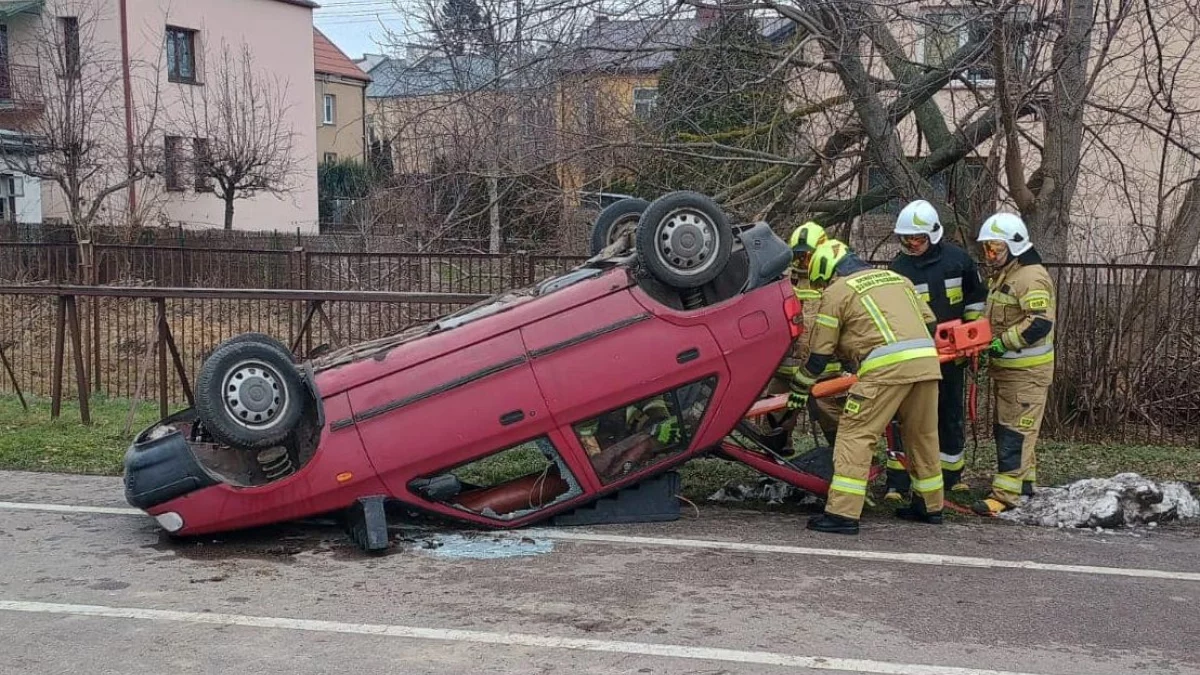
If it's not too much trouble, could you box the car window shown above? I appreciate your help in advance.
[573,377,717,484]
[409,436,583,521]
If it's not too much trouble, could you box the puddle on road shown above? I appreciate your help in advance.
[404,533,554,560]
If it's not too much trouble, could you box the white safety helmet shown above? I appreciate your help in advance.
[894,199,943,245]
[977,212,1032,256]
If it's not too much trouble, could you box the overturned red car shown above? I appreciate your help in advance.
[124,192,805,550]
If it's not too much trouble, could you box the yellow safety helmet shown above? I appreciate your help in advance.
[808,239,849,286]
[789,221,827,254]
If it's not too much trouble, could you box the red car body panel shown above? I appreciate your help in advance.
[133,243,800,536]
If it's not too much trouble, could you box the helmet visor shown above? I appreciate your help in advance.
[981,239,1009,265]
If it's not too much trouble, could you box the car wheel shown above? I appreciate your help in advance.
[635,191,733,289]
[215,332,296,362]
[590,198,650,256]
[195,337,305,450]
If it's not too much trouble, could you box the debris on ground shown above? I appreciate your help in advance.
[404,533,554,559]
[707,477,823,506]
[1000,473,1200,529]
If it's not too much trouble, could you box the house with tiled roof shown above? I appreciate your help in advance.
[315,28,371,164]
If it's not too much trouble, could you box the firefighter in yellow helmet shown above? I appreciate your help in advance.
[762,222,843,448]
[794,239,944,535]
[973,213,1056,515]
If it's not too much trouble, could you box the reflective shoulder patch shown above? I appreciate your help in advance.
[845,270,905,294]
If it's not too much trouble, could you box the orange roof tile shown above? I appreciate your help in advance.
[314,28,371,83]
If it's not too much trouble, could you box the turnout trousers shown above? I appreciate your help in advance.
[886,360,966,491]
[988,364,1052,506]
[826,379,944,520]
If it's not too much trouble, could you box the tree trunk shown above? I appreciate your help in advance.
[487,173,501,254]
[224,196,235,231]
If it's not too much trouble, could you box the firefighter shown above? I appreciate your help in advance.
[885,200,987,500]
[973,212,1055,516]
[795,239,945,535]
[767,222,843,448]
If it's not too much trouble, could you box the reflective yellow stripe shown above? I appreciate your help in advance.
[795,289,822,301]
[858,345,938,376]
[815,314,840,330]
[913,474,944,494]
[918,292,931,302]
[823,362,843,375]
[794,370,818,387]
[904,289,927,330]
[860,296,896,344]
[776,365,799,377]
[1020,290,1052,311]
[940,452,965,471]
[830,475,868,496]
[993,474,1023,494]
[947,287,964,304]
[963,308,983,321]
[993,350,1055,368]
[885,458,905,471]
[990,291,1019,306]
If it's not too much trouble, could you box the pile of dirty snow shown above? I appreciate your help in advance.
[1000,473,1199,529]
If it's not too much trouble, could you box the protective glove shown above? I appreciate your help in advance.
[988,337,1007,356]
[651,418,681,445]
[787,389,810,411]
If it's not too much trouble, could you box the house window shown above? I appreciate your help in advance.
[323,94,336,125]
[192,138,211,192]
[164,135,184,190]
[633,87,658,121]
[921,8,1030,86]
[59,17,79,78]
[323,152,338,164]
[166,26,197,84]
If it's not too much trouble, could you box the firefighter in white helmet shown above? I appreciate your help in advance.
[974,212,1056,515]
[886,200,987,501]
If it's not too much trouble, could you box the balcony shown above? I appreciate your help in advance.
[0,64,44,122]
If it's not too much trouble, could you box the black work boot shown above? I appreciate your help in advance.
[806,512,860,535]
[894,501,944,525]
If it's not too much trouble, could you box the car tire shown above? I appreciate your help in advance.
[214,332,296,362]
[195,337,306,450]
[635,191,733,289]
[590,198,650,255]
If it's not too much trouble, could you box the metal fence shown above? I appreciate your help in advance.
[0,242,587,293]
[0,250,1197,446]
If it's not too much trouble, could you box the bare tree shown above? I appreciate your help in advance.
[0,0,161,242]
[178,43,300,230]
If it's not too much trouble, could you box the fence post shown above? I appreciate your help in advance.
[50,294,66,420]
[77,240,93,390]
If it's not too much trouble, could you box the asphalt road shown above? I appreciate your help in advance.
[1,470,1197,675]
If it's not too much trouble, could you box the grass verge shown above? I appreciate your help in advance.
[1,396,1195,503]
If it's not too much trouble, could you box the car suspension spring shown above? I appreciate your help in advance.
[257,447,295,481]
[682,289,705,310]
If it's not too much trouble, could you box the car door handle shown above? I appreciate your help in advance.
[676,348,700,364]
[499,410,526,426]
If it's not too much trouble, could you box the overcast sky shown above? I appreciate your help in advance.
[314,0,411,59]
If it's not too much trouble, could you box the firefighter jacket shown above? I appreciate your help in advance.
[985,250,1056,371]
[889,241,987,323]
[777,278,843,383]
[800,267,941,387]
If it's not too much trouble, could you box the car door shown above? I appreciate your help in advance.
[347,329,556,499]
[521,289,726,489]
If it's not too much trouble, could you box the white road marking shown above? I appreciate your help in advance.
[527,528,1200,583]
[0,501,142,516]
[2,499,1197,583]
[0,599,1046,675]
